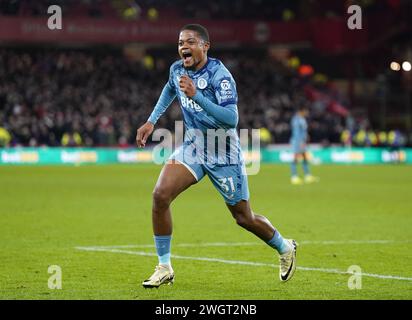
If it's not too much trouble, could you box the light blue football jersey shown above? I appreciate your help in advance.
[148,57,249,204]
[149,57,243,166]
[290,114,308,144]
[169,57,238,131]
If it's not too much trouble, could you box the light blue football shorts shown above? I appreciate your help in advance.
[291,140,307,154]
[169,144,250,206]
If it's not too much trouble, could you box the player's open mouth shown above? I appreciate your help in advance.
[182,52,193,64]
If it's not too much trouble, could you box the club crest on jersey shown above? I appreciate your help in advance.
[197,78,208,90]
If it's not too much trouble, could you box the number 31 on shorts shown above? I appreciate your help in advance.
[218,177,235,193]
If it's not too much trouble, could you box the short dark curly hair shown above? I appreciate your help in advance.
[180,24,210,42]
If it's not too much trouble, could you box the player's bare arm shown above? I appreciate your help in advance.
[136,122,154,148]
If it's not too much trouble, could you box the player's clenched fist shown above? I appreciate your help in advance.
[136,122,154,148]
[179,75,196,97]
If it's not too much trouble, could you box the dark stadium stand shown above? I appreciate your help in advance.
[0,0,411,147]
[0,47,349,147]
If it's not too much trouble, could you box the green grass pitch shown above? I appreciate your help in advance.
[0,164,411,300]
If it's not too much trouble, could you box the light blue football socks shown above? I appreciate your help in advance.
[291,162,298,176]
[302,160,310,176]
[154,235,172,266]
[155,232,291,262]
[292,160,310,177]
[267,230,291,254]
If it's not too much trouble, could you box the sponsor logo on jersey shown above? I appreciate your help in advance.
[219,79,236,103]
[180,95,203,112]
[220,79,231,90]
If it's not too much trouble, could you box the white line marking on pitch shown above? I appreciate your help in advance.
[75,245,412,282]
[88,239,412,249]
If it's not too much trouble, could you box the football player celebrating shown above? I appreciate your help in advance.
[136,24,297,288]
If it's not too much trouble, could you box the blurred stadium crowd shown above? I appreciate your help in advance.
[0,0,410,148]
[0,47,407,148]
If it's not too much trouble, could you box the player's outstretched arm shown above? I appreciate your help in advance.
[147,82,177,125]
[136,122,154,148]
[137,80,176,148]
